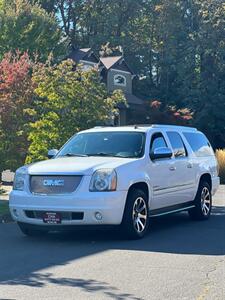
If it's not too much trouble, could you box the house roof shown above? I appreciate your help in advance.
[80,48,91,52]
[100,56,123,70]
[100,56,135,75]
[68,48,98,63]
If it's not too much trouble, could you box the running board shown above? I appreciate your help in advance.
[150,202,195,218]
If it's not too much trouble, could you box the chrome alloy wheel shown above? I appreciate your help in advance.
[132,197,147,233]
[201,187,211,216]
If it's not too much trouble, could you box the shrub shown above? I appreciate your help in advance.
[0,51,35,172]
[216,149,225,184]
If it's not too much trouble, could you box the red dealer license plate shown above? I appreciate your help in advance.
[43,212,61,224]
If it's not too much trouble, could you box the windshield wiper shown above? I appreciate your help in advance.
[86,152,115,157]
[62,153,88,157]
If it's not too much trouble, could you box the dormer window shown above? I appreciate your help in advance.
[114,74,126,87]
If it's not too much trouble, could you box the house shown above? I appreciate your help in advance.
[69,47,147,125]
[68,48,99,71]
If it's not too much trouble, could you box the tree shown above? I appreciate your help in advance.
[0,51,35,172]
[0,0,66,61]
[32,0,57,14]
[188,0,225,148]
[147,100,193,125]
[1,0,225,151]
[26,59,126,163]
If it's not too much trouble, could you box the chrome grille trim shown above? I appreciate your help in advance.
[30,175,82,195]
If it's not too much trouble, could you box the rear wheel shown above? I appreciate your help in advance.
[17,222,48,236]
[121,189,149,239]
[188,181,212,220]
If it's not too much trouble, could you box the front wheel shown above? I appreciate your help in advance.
[121,189,150,239]
[188,181,212,220]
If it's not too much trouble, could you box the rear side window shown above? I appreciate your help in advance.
[167,132,187,158]
[183,132,214,157]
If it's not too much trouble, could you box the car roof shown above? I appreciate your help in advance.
[80,124,198,134]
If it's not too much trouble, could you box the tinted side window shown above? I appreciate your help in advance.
[167,132,187,158]
[150,133,167,152]
[183,132,214,157]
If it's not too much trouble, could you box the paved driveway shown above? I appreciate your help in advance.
[0,187,224,300]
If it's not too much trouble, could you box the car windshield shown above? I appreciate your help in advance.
[57,131,146,158]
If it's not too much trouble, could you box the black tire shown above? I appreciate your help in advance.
[188,181,212,221]
[17,222,48,236]
[121,189,150,239]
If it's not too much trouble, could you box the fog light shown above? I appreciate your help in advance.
[95,212,102,220]
[13,209,18,218]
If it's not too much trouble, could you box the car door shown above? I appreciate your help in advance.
[147,131,178,210]
[165,131,196,204]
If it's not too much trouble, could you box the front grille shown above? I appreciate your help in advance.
[25,210,84,220]
[30,175,82,195]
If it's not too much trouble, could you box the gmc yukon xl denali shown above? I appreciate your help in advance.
[10,125,220,239]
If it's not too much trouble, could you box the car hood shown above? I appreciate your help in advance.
[27,156,136,176]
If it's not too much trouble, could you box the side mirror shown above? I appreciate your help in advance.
[47,149,58,159]
[150,147,173,160]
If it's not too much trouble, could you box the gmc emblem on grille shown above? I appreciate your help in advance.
[43,179,65,187]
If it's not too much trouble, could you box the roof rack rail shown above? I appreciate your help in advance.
[151,124,197,131]
[127,124,197,131]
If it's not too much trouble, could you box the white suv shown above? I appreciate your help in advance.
[10,125,220,239]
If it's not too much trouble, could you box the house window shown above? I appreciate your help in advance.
[114,74,126,86]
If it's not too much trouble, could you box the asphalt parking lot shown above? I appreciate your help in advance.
[0,187,224,300]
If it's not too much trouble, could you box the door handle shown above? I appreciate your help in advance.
[169,166,176,171]
[187,163,193,168]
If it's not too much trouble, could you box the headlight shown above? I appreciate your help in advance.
[13,167,27,191]
[89,169,117,192]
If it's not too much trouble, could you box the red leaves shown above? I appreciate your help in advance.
[150,100,161,109]
[149,99,193,125]
[0,51,31,90]
[0,51,33,116]
[0,51,35,171]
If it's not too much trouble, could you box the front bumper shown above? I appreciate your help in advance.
[9,190,127,226]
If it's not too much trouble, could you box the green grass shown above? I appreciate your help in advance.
[0,202,9,216]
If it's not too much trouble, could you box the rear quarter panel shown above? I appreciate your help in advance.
[192,155,219,198]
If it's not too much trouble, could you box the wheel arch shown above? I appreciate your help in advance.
[199,173,212,191]
[127,181,150,204]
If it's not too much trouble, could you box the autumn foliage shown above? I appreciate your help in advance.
[0,51,32,111]
[148,100,193,125]
[0,51,35,171]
